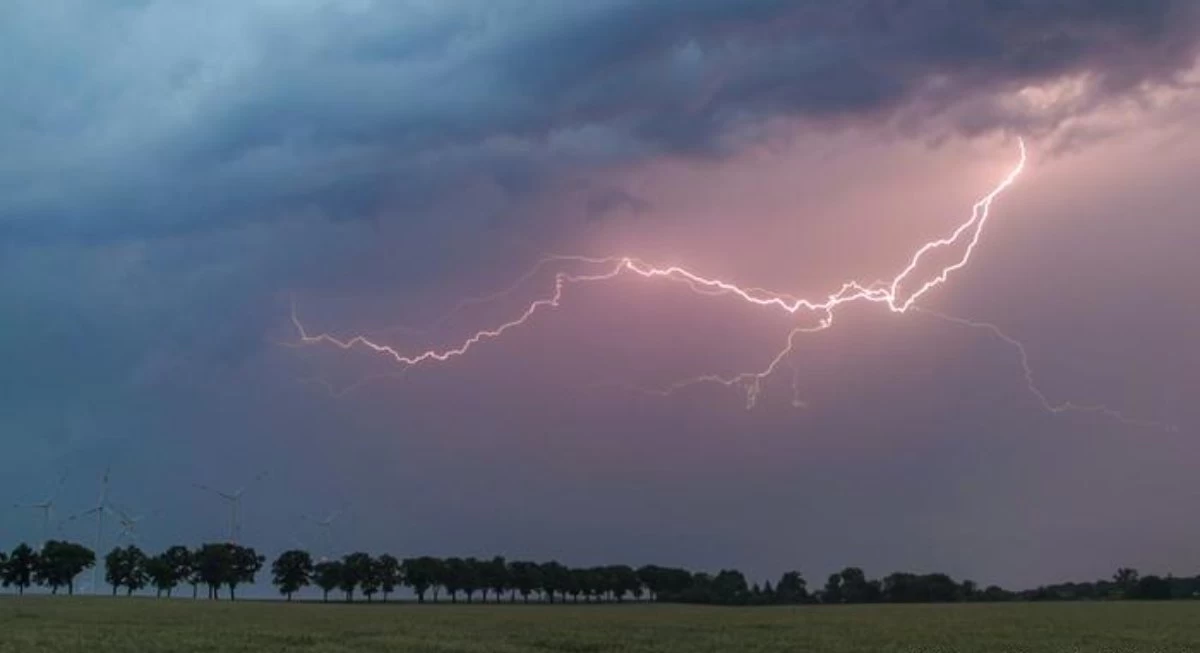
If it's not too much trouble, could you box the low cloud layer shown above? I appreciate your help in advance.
[3,1,1198,241]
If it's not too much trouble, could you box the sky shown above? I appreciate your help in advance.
[2,1,1199,592]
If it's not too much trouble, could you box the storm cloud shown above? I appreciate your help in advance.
[2,1,1198,241]
[2,2,1198,591]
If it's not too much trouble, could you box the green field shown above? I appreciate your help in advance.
[2,597,1199,652]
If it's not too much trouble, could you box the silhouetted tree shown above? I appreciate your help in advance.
[3,544,37,595]
[1130,575,1172,600]
[960,579,978,601]
[226,544,264,601]
[401,557,437,603]
[106,545,148,597]
[461,557,484,603]
[162,546,192,599]
[509,561,542,603]
[340,552,372,602]
[1114,568,1140,597]
[360,556,381,603]
[271,550,314,601]
[712,569,749,605]
[539,561,570,604]
[313,560,342,602]
[376,554,401,602]
[570,568,590,603]
[194,543,232,600]
[483,556,509,603]
[823,573,842,603]
[35,541,94,595]
[145,555,176,598]
[441,557,466,603]
[776,571,808,604]
[608,565,641,603]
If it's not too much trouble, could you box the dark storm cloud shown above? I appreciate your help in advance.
[1,1,1197,241]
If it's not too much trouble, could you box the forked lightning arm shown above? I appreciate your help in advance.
[290,141,1166,428]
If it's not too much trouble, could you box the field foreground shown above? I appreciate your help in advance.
[2,598,1199,652]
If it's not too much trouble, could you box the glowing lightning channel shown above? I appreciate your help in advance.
[916,309,1178,432]
[291,139,1163,428]
[293,139,1025,396]
[294,141,1023,376]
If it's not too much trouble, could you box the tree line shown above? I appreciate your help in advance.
[3,540,1198,604]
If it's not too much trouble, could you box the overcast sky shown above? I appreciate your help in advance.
[2,1,1199,591]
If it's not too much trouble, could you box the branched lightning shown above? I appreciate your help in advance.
[916,309,1178,432]
[290,139,1167,429]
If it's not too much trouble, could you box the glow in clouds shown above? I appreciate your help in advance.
[292,140,1169,429]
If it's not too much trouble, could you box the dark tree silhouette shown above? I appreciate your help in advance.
[340,552,372,602]
[161,546,193,599]
[509,561,542,603]
[313,560,342,603]
[3,544,38,595]
[461,557,484,603]
[776,571,808,604]
[145,555,176,598]
[360,556,381,603]
[226,545,264,601]
[194,543,232,600]
[1114,567,1140,596]
[35,541,94,595]
[376,554,401,603]
[271,550,314,601]
[105,546,148,597]
[440,557,466,603]
[401,557,437,603]
[540,561,569,604]
[484,556,509,603]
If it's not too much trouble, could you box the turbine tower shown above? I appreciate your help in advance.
[195,472,267,544]
[66,467,112,594]
[13,471,68,544]
[301,502,349,562]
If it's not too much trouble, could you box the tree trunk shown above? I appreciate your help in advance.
[112,585,118,597]
[127,587,133,597]
[323,590,329,603]
[287,592,293,602]
[416,590,425,603]
[229,585,236,601]
[167,588,173,598]
[68,582,74,596]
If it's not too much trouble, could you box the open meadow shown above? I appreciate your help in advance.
[2,598,1199,653]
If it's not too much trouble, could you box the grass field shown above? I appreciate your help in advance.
[2,597,1199,652]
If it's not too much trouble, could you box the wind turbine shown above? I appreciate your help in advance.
[195,472,267,543]
[13,471,68,543]
[300,501,349,562]
[65,467,112,594]
[108,502,155,545]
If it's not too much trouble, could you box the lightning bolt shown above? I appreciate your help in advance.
[290,140,1167,429]
[916,309,1178,432]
